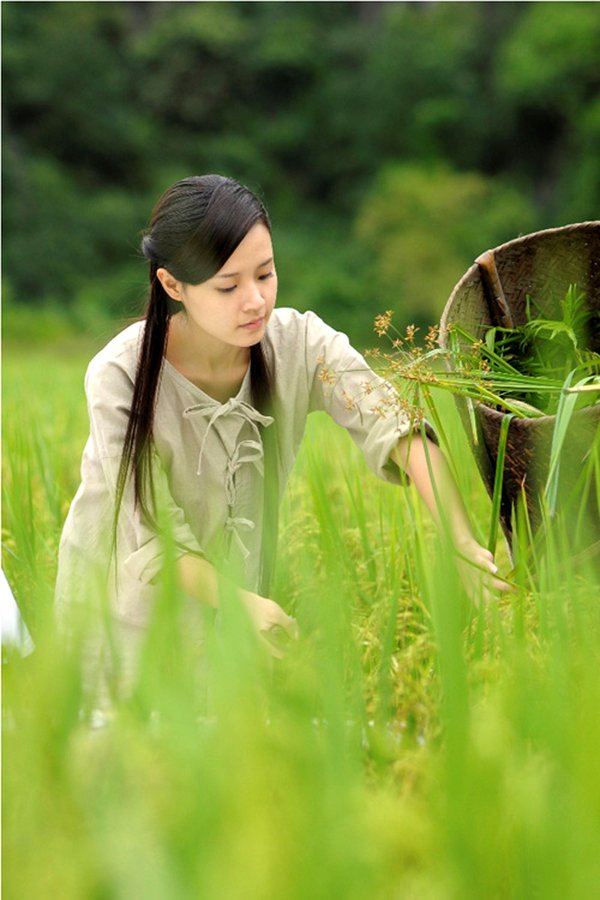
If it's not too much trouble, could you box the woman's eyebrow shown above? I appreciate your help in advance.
[215,257,274,278]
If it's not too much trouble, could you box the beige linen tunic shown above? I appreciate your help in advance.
[56,308,426,629]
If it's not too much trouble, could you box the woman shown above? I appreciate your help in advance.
[56,174,505,688]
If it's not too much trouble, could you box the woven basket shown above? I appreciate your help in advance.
[439,221,600,551]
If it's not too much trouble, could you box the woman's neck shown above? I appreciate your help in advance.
[166,313,250,402]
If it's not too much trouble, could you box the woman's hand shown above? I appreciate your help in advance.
[393,438,512,605]
[177,555,299,656]
[453,536,512,606]
[240,591,299,657]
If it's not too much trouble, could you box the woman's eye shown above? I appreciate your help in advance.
[216,272,273,293]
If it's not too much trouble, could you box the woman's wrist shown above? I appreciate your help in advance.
[451,530,481,552]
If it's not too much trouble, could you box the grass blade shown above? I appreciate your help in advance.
[487,413,514,553]
[544,371,594,516]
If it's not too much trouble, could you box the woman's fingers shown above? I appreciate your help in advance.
[479,562,512,594]
[254,599,299,657]
[264,601,298,637]
[259,632,286,659]
[455,540,514,605]
[280,612,299,640]
[263,614,299,651]
[477,556,513,594]
[491,574,512,593]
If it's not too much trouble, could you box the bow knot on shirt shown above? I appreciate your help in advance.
[224,516,256,561]
[182,398,274,478]
[182,398,274,564]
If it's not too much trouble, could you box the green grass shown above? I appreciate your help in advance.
[3,340,600,899]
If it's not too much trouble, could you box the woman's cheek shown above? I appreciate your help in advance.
[269,278,278,308]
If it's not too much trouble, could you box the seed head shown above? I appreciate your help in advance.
[374,310,394,337]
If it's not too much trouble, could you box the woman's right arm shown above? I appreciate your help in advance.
[177,554,298,655]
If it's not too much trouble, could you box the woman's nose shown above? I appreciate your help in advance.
[241,282,265,311]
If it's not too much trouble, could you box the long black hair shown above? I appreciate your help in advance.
[115,175,278,593]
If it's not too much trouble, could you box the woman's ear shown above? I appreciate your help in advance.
[156,267,184,302]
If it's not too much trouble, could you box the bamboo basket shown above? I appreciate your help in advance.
[439,221,600,553]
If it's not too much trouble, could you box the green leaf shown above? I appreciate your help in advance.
[487,412,514,553]
[544,370,596,515]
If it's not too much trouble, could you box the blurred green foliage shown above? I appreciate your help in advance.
[3,1,600,345]
[4,344,600,899]
[356,163,535,327]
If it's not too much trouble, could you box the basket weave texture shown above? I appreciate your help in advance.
[439,221,600,544]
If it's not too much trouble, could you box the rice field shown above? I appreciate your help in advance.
[3,336,600,899]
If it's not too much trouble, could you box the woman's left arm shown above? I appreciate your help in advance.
[391,435,511,601]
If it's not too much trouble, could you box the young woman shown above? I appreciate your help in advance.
[56,174,505,683]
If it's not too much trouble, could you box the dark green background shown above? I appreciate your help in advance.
[3,1,599,345]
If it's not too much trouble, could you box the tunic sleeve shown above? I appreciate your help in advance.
[301,311,436,485]
[84,354,205,585]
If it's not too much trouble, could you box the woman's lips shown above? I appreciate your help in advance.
[239,317,264,330]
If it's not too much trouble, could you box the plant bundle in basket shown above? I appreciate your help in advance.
[438,222,600,552]
[368,222,599,558]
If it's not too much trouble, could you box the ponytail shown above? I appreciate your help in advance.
[250,342,278,595]
[114,263,170,532]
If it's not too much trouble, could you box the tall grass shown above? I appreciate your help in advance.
[3,343,600,899]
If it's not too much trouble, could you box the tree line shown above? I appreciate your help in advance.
[4,1,599,344]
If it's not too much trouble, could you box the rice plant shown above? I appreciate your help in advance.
[3,340,600,899]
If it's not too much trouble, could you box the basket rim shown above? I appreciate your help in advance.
[473,399,600,426]
[439,220,600,345]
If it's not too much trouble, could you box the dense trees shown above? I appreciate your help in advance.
[4,1,599,343]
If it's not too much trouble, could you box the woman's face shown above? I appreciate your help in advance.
[163,223,277,353]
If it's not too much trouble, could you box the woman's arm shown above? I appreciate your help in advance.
[177,554,298,656]
[391,435,510,600]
